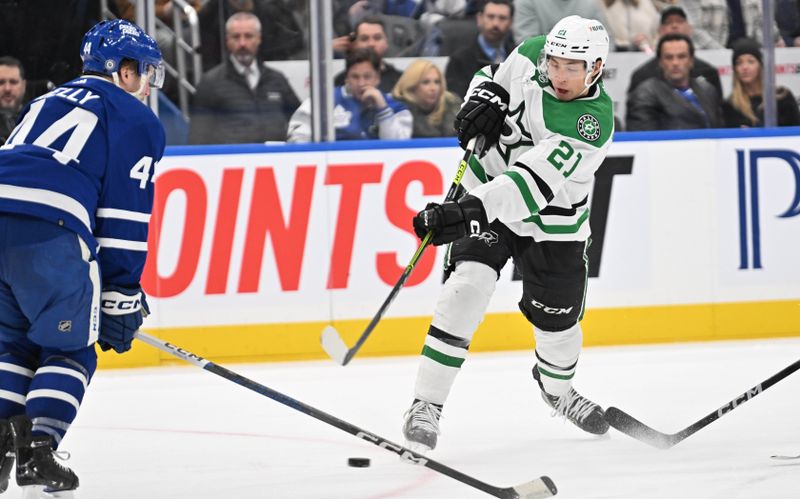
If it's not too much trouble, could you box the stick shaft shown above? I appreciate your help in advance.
[338,135,486,365]
[607,358,800,448]
[674,358,800,442]
[135,331,549,498]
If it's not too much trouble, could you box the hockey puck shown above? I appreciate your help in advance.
[347,457,371,467]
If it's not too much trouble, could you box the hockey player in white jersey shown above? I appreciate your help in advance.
[402,15,614,452]
[0,19,165,496]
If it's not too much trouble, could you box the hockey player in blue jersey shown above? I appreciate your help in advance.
[0,19,165,496]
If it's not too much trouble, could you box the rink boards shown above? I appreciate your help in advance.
[100,130,800,368]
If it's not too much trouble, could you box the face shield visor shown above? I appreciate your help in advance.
[144,61,165,89]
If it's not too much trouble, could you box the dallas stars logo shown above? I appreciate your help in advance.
[495,101,533,164]
[576,114,601,142]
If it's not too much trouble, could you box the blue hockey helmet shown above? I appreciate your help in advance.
[81,19,165,89]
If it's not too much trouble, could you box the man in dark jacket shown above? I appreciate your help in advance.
[0,57,26,143]
[445,0,515,99]
[190,11,300,144]
[332,17,403,93]
[627,6,722,99]
[627,33,723,131]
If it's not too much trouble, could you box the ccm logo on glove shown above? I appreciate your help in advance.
[101,290,144,315]
[468,86,509,112]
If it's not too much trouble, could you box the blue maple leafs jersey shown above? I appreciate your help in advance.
[0,76,165,287]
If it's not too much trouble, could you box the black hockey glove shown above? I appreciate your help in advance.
[454,81,509,156]
[413,194,489,246]
[98,285,149,354]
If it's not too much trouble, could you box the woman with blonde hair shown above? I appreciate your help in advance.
[392,59,462,138]
[723,38,800,127]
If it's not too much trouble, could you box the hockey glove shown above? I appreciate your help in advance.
[413,194,489,246]
[98,285,150,354]
[454,81,509,156]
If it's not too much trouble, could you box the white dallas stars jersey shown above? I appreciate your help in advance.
[463,35,614,242]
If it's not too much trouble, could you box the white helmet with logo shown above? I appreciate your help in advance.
[541,15,609,89]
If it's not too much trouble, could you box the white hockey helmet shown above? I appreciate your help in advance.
[541,16,609,88]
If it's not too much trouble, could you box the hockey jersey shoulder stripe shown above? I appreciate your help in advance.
[97,237,148,251]
[0,184,91,230]
[96,208,150,223]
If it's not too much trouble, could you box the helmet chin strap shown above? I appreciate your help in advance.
[111,71,148,102]
[583,61,603,91]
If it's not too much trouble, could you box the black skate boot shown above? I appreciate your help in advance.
[402,399,443,453]
[0,419,13,493]
[533,365,609,435]
[9,415,79,493]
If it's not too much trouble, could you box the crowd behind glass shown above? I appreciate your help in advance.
[2,0,800,146]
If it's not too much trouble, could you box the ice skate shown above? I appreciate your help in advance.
[0,419,13,493]
[533,366,609,435]
[10,416,78,494]
[402,399,443,453]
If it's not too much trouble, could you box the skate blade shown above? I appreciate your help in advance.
[21,485,76,499]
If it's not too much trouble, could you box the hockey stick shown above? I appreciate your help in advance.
[135,331,557,498]
[605,358,800,449]
[321,135,487,366]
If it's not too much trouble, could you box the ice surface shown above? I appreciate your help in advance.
[9,338,798,498]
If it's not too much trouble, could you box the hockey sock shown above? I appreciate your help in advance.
[416,326,470,404]
[415,262,497,405]
[26,346,96,448]
[533,323,582,397]
[0,352,34,419]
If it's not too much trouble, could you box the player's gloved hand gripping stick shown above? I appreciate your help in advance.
[320,135,487,366]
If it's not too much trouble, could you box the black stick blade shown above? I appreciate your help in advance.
[604,407,679,449]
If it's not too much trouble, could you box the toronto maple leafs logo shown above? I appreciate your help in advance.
[576,114,601,142]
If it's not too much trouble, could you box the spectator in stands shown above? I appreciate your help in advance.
[628,6,722,98]
[392,59,460,137]
[724,0,784,47]
[0,0,99,88]
[679,0,728,49]
[287,48,412,141]
[445,0,515,99]
[114,0,204,104]
[512,0,610,44]
[626,33,723,130]
[722,38,800,126]
[679,0,783,48]
[346,0,424,25]
[601,0,660,52]
[776,0,800,46]
[0,57,26,143]
[198,0,306,69]
[333,17,404,92]
[189,12,300,144]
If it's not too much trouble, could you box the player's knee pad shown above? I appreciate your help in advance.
[0,352,35,419]
[431,261,497,340]
[27,346,96,447]
[518,287,583,332]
